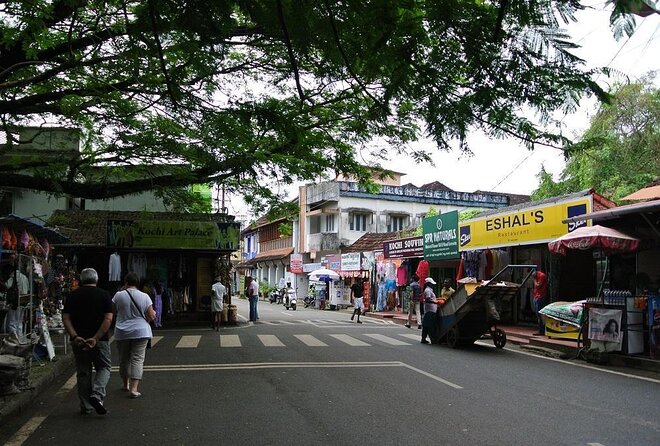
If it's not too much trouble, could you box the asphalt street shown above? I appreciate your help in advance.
[1,298,659,446]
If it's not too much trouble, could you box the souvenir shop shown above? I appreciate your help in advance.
[50,210,240,325]
[375,236,425,312]
[0,215,71,359]
[457,193,603,325]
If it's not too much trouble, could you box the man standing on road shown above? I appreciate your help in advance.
[350,278,364,323]
[420,277,438,344]
[405,274,422,329]
[246,276,259,322]
[533,270,548,335]
[63,268,113,415]
[211,277,226,331]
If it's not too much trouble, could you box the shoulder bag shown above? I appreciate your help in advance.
[126,289,152,349]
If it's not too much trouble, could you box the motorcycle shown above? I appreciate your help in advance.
[268,290,279,304]
[284,288,297,311]
[303,294,315,308]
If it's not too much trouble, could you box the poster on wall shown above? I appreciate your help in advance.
[589,307,623,344]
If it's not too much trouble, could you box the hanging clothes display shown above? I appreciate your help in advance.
[129,253,148,280]
[416,259,429,285]
[108,252,122,281]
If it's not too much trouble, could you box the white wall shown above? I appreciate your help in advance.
[13,190,67,222]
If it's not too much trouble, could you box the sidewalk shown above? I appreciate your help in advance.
[358,308,660,374]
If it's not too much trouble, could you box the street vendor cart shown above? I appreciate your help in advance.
[430,265,537,348]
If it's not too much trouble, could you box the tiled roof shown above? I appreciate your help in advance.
[421,181,454,192]
[342,231,403,253]
[473,190,530,206]
[237,247,293,267]
[47,210,234,246]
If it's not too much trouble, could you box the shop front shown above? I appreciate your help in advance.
[456,192,606,326]
[50,210,240,325]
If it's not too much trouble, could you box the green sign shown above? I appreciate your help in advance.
[107,220,240,251]
[422,211,459,260]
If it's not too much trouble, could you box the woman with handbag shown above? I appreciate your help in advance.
[112,272,156,399]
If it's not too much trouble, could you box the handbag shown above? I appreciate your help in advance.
[126,290,152,349]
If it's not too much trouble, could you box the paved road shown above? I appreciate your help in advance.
[2,299,659,446]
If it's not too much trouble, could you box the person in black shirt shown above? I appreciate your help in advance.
[350,278,364,324]
[63,268,113,415]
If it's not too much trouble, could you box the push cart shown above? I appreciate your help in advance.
[430,265,536,349]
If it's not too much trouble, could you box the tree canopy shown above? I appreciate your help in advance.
[0,1,615,211]
[532,74,659,202]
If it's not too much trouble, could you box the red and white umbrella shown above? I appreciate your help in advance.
[548,225,640,256]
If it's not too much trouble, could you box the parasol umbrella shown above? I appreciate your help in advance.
[547,225,640,256]
[308,268,340,281]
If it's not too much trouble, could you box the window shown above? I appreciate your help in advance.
[388,215,406,232]
[349,213,368,232]
[325,214,335,232]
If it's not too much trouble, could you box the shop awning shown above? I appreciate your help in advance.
[622,185,660,201]
[0,214,69,244]
[249,247,294,264]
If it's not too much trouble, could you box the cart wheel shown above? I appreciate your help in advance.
[446,327,460,349]
[493,328,506,349]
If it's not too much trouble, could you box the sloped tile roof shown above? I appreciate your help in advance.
[342,231,402,253]
[47,210,234,246]
[421,181,454,192]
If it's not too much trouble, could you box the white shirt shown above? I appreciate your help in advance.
[112,288,153,340]
[109,253,122,281]
[211,282,226,311]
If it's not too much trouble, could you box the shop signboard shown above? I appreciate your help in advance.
[458,196,592,250]
[303,262,322,272]
[107,220,241,250]
[422,211,459,260]
[341,252,362,271]
[326,254,341,271]
[290,253,303,274]
[383,236,424,259]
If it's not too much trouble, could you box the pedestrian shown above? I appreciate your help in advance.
[62,268,113,415]
[405,274,422,329]
[112,272,156,399]
[533,270,548,335]
[438,279,455,305]
[420,277,438,344]
[211,277,226,331]
[350,278,364,323]
[246,276,259,322]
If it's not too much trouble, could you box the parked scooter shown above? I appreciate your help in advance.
[303,294,315,308]
[268,290,279,304]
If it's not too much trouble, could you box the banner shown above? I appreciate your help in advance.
[383,236,424,259]
[459,197,591,250]
[290,254,303,274]
[107,220,240,251]
[589,307,623,344]
[422,211,459,260]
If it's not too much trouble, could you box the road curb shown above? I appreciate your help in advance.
[0,352,74,425]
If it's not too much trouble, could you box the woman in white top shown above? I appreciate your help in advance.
[112,272,155,398]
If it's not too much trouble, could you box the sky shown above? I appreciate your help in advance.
[224,3,659,219]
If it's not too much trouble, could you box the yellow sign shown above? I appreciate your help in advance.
[459,197,591,250]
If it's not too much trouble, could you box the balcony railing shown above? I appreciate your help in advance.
[259,236,293,253]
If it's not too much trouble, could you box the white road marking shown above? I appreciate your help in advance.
[134,361,463,389]
[294,334,328,347]
[280,311,295,317]
[55,373,77,397]
[365,333,411,346]
[587,443,606,446]
[329,334,371,346]
[4,416,47,446]
[399,333,422,341]
[220,334,241,347]
[258,334,285,347]
[176,335,201,348]
[475,340,660,384]
[151,335,164,346]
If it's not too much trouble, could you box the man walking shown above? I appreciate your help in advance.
[350,278,364,323]
[405,274,422,329]
[211,277,226,331]
[63,268,113,415]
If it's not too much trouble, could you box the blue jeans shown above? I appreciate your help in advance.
[249,297,258,321]
[73,341,111,411]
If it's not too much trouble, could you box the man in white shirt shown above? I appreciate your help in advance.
[211,278,227,331]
